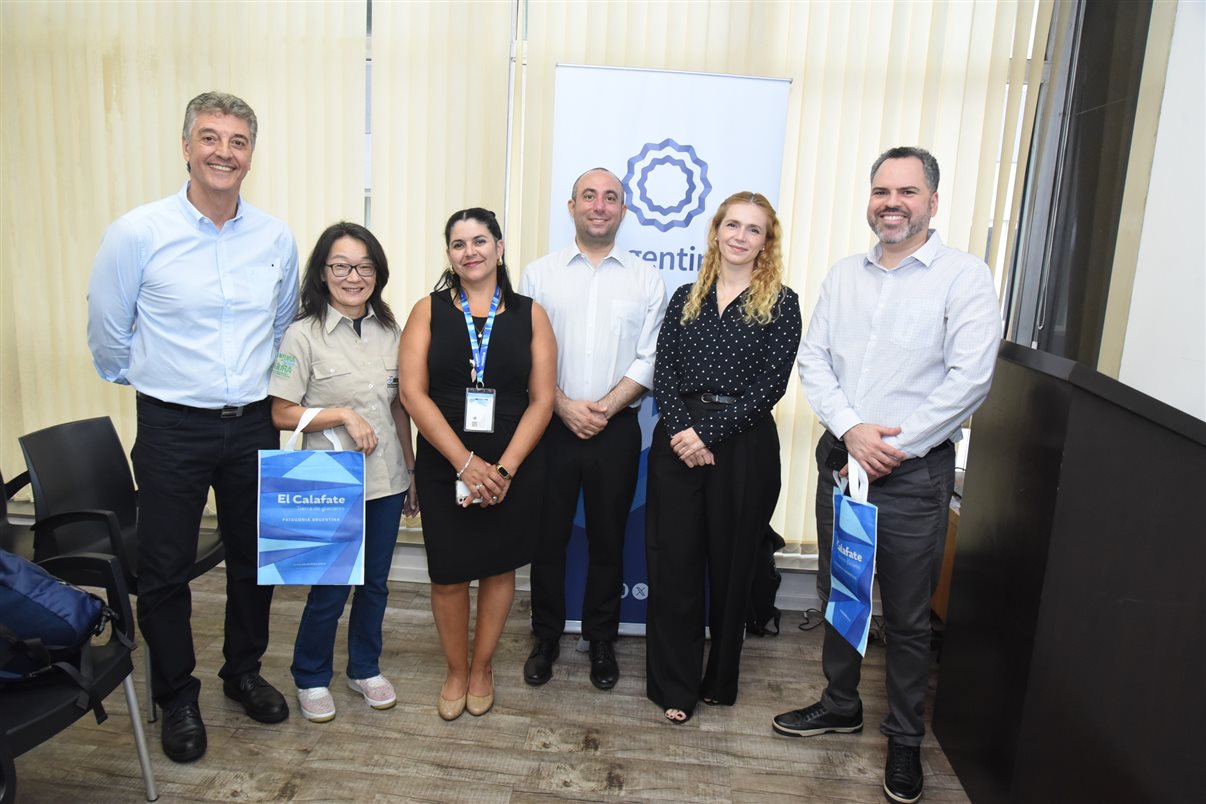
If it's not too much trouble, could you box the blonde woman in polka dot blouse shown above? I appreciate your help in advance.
[644,191,802,725]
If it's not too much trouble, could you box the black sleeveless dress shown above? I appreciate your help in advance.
[415,291,544,584]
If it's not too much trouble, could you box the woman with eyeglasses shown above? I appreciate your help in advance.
[268,221,419,723]
[398,207,555,720]
[644,192,802,725]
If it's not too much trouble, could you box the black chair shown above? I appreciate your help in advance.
[0,472,34,560]
[0,553,158,803]
[18,416,225,721]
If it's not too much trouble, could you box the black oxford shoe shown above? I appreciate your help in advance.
[161,702,207,763]
[223,672,289,723]
[523,637,560,686]
[589,640,619,690]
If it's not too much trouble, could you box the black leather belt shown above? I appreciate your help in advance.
[824,430,955,455]
[692,393,739,405]
[138,393,267,419]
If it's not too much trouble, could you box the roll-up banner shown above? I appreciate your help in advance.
[545,64,790,634]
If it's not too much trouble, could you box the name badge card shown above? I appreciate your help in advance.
[465,388,496,433]
[458,285,501,435]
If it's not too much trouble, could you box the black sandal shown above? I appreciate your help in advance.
[663,707,692,724]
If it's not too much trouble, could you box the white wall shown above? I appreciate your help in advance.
[1119,1,1206,421]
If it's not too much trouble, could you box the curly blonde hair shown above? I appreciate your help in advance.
[680,192,784,326]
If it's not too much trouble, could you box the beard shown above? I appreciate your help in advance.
[868,208,929,245]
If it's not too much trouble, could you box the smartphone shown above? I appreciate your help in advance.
[455,479,482,505]
[823,441,849,471]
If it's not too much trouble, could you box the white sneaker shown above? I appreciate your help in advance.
[297,687,336,722]
[347,674,396,710]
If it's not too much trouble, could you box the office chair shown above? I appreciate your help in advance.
[18,416,225,721]
[0,472,34,560]
[0,553,158,803]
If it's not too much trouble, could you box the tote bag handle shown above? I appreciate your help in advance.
[282,407,343,451]
[832,456,871,504]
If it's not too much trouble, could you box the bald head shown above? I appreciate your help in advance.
[571,168,623,201]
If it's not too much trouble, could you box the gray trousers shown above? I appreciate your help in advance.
[814,431,955,746]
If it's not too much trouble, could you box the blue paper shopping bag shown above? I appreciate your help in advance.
[258,408,365,585]
[825,456,878,655]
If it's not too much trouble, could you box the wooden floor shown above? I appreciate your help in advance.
[12,568,969,803]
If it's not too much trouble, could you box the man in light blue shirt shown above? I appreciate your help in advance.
[87,91,299,764]
[779,147,1001,804]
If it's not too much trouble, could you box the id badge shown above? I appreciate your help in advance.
[464,387,496,433]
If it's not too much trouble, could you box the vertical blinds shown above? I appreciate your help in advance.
[0,0,364,457]
[1,1,1052,551]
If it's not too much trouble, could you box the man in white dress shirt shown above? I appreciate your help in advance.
[518,168,666,691]
[780,147,1001,804]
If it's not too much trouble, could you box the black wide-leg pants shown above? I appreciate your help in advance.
[814,430,955,746]
[645,407,782,715]
[131,397,278,711]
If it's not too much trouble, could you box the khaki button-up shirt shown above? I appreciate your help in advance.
[269,305,410,500]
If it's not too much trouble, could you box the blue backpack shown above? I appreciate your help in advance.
[0,548,118,720]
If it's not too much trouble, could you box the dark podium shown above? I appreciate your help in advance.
[933,342,1205,803]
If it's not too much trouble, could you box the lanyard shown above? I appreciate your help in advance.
[458,286,500,387]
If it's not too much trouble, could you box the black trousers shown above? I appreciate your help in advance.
[131,397,278,710]
[814,430,955,746]
[645,407,782,715]
[529,409,640,641]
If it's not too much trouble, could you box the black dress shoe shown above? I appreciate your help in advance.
[162,702,207,763]
[223,672,289,723]
[588,640,619,690]
[523,637,560,686]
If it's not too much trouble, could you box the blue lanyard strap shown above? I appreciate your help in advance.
[458,287,500,387]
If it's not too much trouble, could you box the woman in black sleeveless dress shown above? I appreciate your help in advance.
[399,208,556,720]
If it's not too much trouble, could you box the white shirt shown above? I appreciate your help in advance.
[797,231,1002,458]
[520,245,666,404]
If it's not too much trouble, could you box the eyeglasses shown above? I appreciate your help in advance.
[326,263,377,278]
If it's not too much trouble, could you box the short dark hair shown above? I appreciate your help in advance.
[870,146,940,193]
[182,91,258,147]
[298,221,397,331]
[435,207,516,309]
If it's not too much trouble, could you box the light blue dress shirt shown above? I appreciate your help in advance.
[87,182,299,408]
[798,230,1002,458]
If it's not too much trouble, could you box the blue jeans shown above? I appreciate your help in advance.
[291,491,405,688]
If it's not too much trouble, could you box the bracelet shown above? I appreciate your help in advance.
[495,464,513,480]
[455,451,474,479]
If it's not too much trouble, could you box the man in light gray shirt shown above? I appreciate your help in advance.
[779,147,1001,804]
[518,168,666,691]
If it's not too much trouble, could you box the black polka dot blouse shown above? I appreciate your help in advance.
[654,282,802,447]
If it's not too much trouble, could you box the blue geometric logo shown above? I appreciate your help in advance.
[623,139,712,232]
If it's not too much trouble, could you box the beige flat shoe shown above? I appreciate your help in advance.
[437,691,466,721]
[466,670,494,716]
